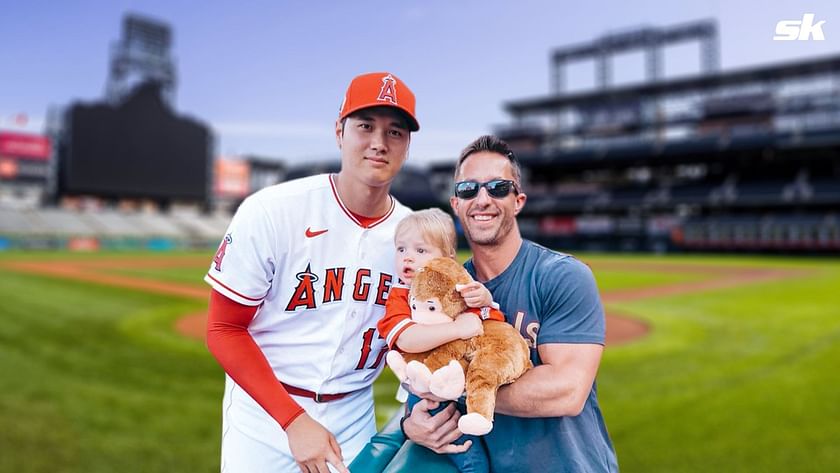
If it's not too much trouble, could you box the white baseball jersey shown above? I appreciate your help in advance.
[204,173,410,469]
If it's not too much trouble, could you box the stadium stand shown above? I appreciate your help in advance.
[170,210,232,241]
[33,208,99,237]
[84,210,148,238]
[0,15,233,252]
[491,19,840,253]
[0,207,40,236]
[3,18,838,255]
[0,205,227,250]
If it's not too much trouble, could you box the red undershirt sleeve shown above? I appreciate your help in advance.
[205,290,305,430]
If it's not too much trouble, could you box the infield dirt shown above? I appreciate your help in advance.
[1,256,809,346]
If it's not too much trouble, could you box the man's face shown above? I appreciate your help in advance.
[450,151,526,247]
[335,107,410,188]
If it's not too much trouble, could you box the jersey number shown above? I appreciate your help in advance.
[355,328,387,370]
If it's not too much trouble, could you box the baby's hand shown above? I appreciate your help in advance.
[455,281,493,308]
[453,312,483,339]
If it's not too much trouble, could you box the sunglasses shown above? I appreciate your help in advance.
[454,179,519,199]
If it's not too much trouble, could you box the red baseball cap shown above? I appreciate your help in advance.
[339,72,419,131]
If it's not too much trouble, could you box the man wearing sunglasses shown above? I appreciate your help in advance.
[401,135,619,472]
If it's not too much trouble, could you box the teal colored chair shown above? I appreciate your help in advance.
[350,410,459,473]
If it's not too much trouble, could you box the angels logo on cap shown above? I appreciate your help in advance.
[377,75,398,105]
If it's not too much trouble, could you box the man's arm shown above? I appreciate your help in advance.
[206,290,348,473]
[400,343,603,451]
[205,290,306,428]
[495,342,603,417]
[494,255,606,418]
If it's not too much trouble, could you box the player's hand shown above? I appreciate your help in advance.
[285,413,349,473]
[455,281,493,308]
[453,312,483,339]
[401,399,472,454]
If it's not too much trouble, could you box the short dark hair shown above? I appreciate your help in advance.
[455,135,522,186]
[340,106,410,136]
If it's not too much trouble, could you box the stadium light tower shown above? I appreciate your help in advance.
[551,19,720,93]
[105,13,177,105]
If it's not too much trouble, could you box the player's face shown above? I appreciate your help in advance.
[336,107,411,188]
[450,151,526,247]
[394,230,447,284]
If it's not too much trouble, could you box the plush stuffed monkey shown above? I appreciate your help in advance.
[386,257,532,435]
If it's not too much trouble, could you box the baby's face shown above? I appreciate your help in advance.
[394,230,446,285]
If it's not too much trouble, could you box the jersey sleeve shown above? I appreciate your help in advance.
[205,196,277,306]
[535,257,606,345]
[205,290,305,430]
[377,285,415,349]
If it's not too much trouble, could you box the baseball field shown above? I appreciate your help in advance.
[0,249,838,472]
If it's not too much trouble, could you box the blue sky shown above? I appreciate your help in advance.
[1,0,838,165]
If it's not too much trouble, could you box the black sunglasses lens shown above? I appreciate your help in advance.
[455,182,479,198]
[486,180,513,197]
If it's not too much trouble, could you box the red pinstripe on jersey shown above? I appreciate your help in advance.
[206,273,265,302]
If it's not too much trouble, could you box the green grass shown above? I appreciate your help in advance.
[597,258,840,472]
[1,250,839,472]
[0,267,218,473]
[104,266,210,287]
[592,269,706,291]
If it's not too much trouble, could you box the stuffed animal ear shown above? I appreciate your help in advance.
[413,257,469,318]
[424,257,472,285]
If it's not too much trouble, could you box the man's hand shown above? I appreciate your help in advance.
[285,413,349,473]
[402,399,472,454]
[456,281,493,308]
[453,312,483,339]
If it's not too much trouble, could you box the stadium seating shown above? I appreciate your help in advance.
[0,207,40,235]
[677,214,840,251]
[811,179,840,203]
[734,178,789,206]
[669,181,718,205]
[84,210,147,237]
[31,208,99,236]
[608,185,650,209]
[0,206,228,249]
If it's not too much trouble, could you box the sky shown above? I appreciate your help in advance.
[1,0,838,166]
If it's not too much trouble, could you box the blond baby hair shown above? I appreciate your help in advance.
[395,208,457,258]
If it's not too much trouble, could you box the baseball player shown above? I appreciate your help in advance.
[205,72,419,473]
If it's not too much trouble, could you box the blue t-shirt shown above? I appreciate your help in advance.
[465,240,619,473]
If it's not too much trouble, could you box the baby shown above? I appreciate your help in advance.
[377,208,502,473]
